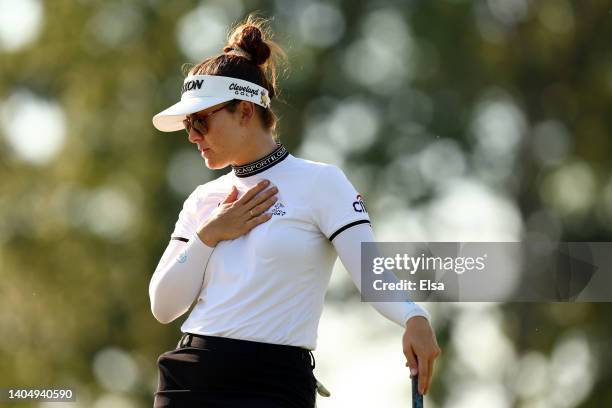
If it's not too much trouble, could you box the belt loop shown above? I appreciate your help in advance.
[176,333,191,349]
[176,333,185,349]
[308,350,316,370]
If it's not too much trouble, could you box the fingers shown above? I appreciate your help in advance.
[234,180,270,206]
[405,345,437,395]
[221,185,238,204]
[416,346,440,394]
[404,347,418,379]
[425,357,436,394]
[244,212,273,230]
[248,195,278,218]
[417,354,429,395]
[403,319,441,395]
[244,184,278,211]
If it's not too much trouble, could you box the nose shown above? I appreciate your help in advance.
[187,127,203,144]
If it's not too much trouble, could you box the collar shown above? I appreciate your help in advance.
[231,143,289,178]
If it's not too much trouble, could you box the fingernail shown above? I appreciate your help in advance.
[262,180,270,185]
[410,368,418,376]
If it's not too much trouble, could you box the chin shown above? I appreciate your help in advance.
[203,157,229,170]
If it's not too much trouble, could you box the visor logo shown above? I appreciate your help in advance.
[229,83,260,98]
[181,79,204,94]
[353,194,368,213]
[260,90,270,107]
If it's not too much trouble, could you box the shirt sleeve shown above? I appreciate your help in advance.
[331,222,432,328]
[170,187,201,241]
[148,234,215,324]
[312,164,371,241]
[149,185,214,324]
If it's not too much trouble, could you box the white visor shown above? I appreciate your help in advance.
[152,75,271,132]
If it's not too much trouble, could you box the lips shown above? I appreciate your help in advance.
[199,146,211,158]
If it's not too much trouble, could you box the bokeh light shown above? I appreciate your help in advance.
[0,90,66,165]
[0,0,43,51]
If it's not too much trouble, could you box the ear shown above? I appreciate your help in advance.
[238,101,255,125]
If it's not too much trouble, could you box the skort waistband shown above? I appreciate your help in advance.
[176,332,315,369]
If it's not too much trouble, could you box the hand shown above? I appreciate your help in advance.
[197,180,278,246]
[403,316,441,395]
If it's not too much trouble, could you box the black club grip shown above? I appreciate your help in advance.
[412,374,423,408]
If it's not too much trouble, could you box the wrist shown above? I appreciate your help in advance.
[404,315,428,329]
[197,225,218,247]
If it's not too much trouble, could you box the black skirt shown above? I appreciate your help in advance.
[154,332,317,408]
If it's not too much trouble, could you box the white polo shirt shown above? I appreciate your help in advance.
[152,143,430,350]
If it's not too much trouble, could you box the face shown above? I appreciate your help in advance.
[185,101,244,169]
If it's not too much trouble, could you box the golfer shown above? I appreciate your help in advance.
[148,15,440,408]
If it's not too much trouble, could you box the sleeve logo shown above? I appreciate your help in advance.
[352,194,368,213]
[177,250,188,264]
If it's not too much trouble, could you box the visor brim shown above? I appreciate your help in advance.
[152,96,232,132]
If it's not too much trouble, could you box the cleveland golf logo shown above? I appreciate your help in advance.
[229,83,260,97]
[353,194,368,213]
[181,79,204,94]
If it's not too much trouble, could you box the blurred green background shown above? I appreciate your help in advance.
[1,0,611,407]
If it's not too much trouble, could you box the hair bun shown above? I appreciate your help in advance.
[224,24,271,66]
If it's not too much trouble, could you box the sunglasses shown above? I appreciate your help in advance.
[183,102,232,136]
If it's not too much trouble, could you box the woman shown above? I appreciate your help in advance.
[149,15,440,408]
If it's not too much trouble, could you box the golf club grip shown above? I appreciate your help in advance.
[412,374,423,408]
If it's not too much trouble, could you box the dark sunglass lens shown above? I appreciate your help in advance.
[192,118,208,135]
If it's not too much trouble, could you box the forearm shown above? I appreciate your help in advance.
[148,233,215,324]
[332,224,431,328]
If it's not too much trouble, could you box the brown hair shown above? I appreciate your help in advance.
[185,14,288,136]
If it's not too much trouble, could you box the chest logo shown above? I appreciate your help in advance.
[270,202,287,216]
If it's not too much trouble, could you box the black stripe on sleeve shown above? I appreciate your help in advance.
[328,220,371,242]
[171,236,189,243]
